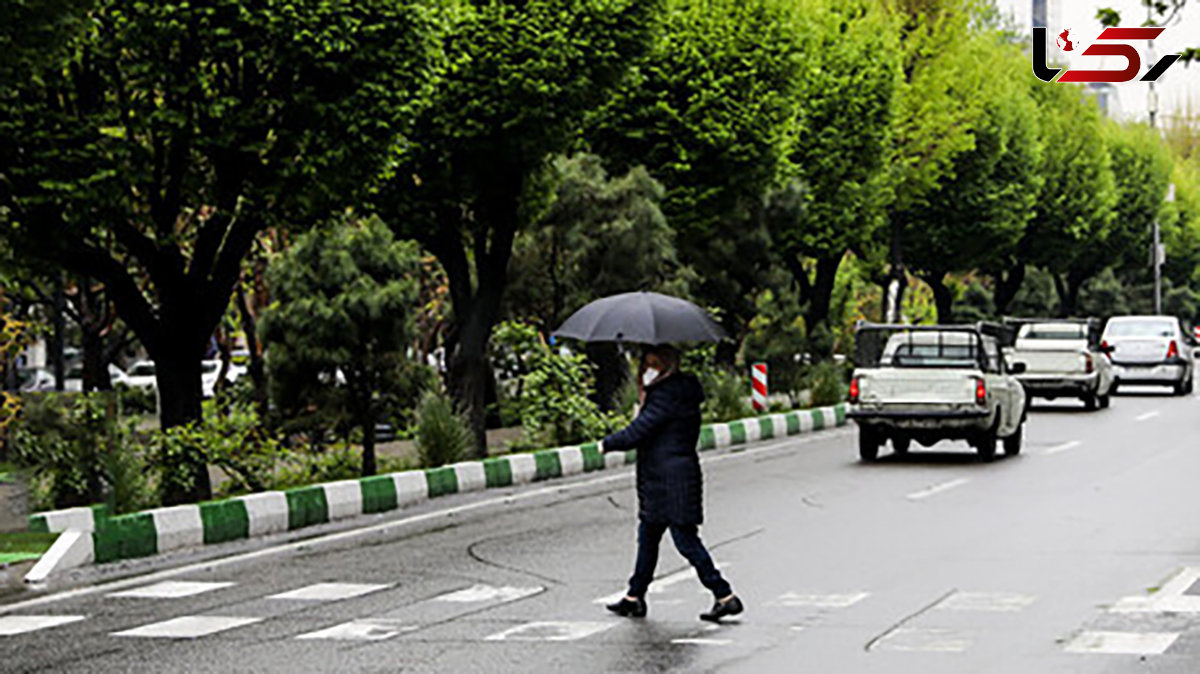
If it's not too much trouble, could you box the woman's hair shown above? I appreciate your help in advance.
[644,344,681,369]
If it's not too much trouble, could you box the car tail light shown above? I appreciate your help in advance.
[1084,353,1094,374]
[849,377,861,404]
[975,378,987,406]
[1101,340,1110,351]
[1168,340,1179,359]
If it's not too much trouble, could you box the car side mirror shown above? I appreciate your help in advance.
[1008,362,1027,375]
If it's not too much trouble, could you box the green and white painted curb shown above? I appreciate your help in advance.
[24,403,847,582]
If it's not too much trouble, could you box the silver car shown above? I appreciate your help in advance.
[1102,316,1195,396]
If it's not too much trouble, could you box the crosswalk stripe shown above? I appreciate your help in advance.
[484,621,614,642]
[113,615,261,639]
[1064,631,1179,655]
[265,583,390,601]
[108,581,234,599]
[296,620,417,641]
[0,615,85,636]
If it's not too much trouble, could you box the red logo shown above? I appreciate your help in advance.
[1033,27,1181,83]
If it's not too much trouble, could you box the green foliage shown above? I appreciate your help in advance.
[507,154,694,332]
[589,0,809,336]
[492,321,624,449]
[10,393,152,513]
[700,369,750,424]
[802,361,847,407]
[261,217,424,476]
[414,391,470,469]
[116,384,155,416]
[741,279,808,397]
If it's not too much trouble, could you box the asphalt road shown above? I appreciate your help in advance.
[4,386,1200,673]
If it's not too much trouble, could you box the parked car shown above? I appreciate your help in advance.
[1102,316,1195,395]
[1005,318,1115,410]
[64,363,131,392]
[848,323,1027,462]
[124,360,157,391]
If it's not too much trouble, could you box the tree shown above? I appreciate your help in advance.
[1018,83,1117,317]
[261,218,423,477]
[588,0,808,353]
[768,0,898,348]
[1103,121,1173,285]
[379,0,657,458]
[0,0,436,502]
[880,0,993,320]
[901,45,1042,323]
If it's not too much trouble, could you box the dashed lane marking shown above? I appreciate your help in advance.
[770,592,870,609]
[672,638,732,645]
[906,479,971,501]
[0,615,85,636]
[484,621,614,642]
[265,583,390,602]
[431,585,542,604]
[1064,631,1178,655]
[870,627,971,653]
[934,591,1036,612]
[296,620,417,641]
[1136,411,1161,422]
[112,615,261,639]
[1042,441,1081,456]
[108,581,234,599]
[593,563,728,604]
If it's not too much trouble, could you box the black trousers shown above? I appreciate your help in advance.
[628,520,732,599]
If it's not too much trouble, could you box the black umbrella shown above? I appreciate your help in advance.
[552,292,727,344]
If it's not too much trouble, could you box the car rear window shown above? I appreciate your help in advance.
[1106,321,1175,338]
[1019,324,1086,340]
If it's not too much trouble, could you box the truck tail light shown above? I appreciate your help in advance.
[1084,353,1094,374]
[849,377,861,404]
[975,378,987,406]
[1168,340,1179,359]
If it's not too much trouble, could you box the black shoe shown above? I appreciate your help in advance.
[606,596,647,618]
[700,595,743,622]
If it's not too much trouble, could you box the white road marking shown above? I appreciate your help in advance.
[1043,441,1081,456]
[672,637,732,645]
[484,621,614,642]
[906,479,971,501]
[871,627,971,653]
[431,584,542,603]
[0,429,853,617]
[108,580,234,599]
[771,592,870,609]
[0,615,85,636]
[935,591,1036,612]
[1136,411,1161,422]
[1064,631,1178,655]
[1110,567,1200,614]
[593,564,728,604]
[266,583,390,602]
[296,620,417,641]
[113,615,261,639]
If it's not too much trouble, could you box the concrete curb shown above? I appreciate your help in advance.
[25,403,847,580]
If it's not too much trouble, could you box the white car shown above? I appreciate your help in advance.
[848,324,1027,462]
[1006,319,1115,410]
[123,360,157,391]
[1102,316,1195,395]
[21,364,129,392]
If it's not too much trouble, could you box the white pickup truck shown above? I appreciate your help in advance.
[1004,319,1114,410]
[848,325,1027,463]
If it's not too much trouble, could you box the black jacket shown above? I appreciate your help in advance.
[603,372,706,526]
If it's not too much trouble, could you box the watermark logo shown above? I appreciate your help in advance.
[1033,26,1181,83]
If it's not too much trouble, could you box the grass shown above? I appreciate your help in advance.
[0,531,58,565]
[0,462,14,484]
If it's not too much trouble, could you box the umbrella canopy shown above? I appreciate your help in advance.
[552,292,727,344]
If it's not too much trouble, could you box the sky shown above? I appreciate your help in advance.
[993,0,1200,124]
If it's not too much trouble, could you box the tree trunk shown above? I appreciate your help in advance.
[51,278,66,391]
[235,282,268,416]
[447,313,492,459]
[887,220,907,323]
[585,342,626,412]
[925,273,954,324]
[803,255,844,358]
[153,340,211,505]
[993,264,1025,317]
[1052,273,1081,318]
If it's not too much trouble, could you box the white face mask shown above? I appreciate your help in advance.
[642,368,660,387]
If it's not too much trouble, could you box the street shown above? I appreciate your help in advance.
[3,387,1200,673]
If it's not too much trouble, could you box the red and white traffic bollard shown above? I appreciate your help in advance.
[751,362,768,413]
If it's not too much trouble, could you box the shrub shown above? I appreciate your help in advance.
[116,384,156,416]
[804,361,847,407]
[701,368,750,424]
[414,391,470,468]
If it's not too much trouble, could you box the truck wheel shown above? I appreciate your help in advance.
[1098,393,1110,409]
[892,436,911,456]
[1003,423,1023,457]
[859,428,880,463]
[969,426,998,458]
[1110,381,1120,396]
[1083,394,1097,411]
[1174,380,1187,396]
